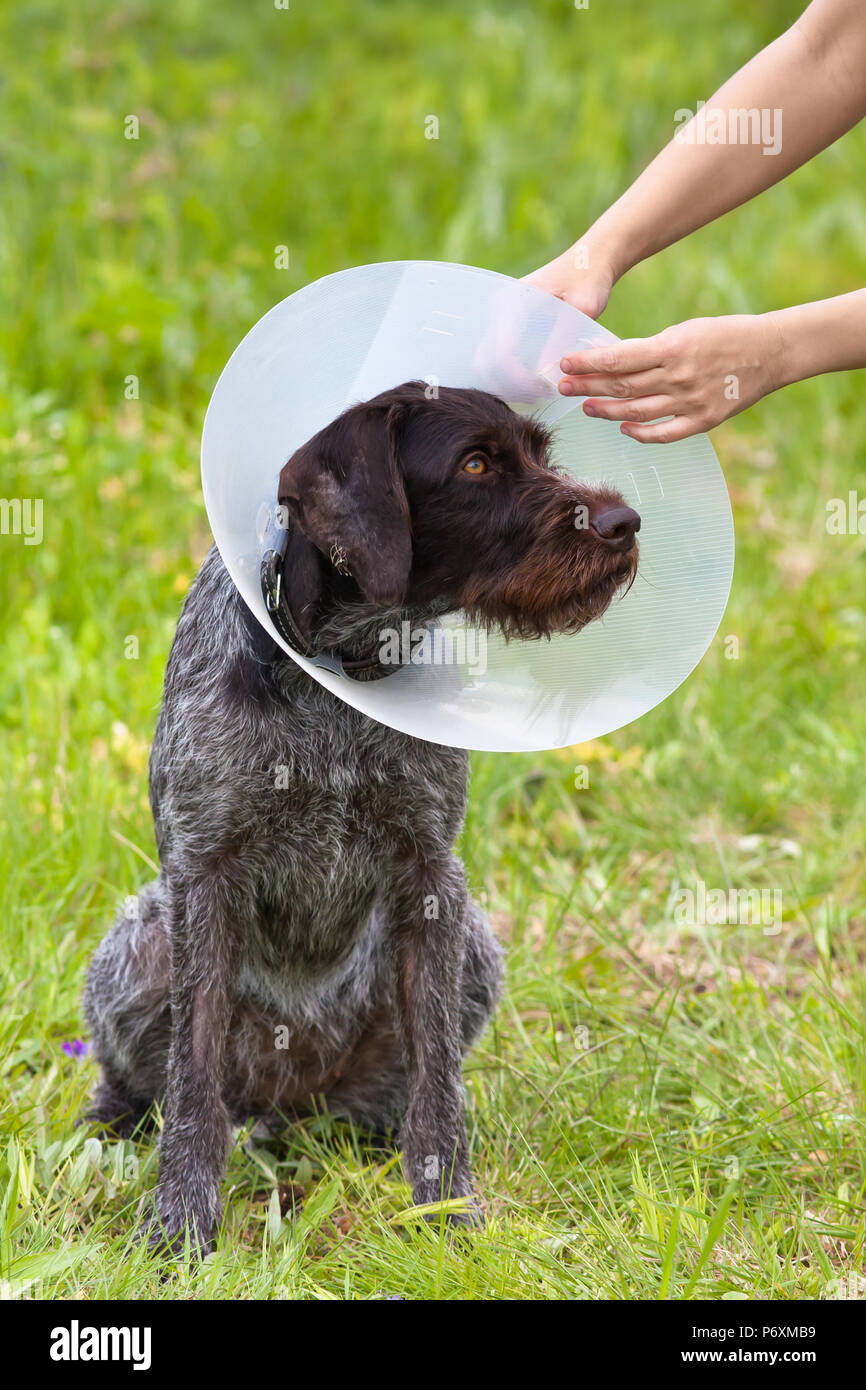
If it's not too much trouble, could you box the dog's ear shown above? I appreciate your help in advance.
[278,400,412,606]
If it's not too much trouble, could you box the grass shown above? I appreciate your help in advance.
[1,0,865,1299]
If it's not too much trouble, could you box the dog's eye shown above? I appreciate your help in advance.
[462,456,488,475]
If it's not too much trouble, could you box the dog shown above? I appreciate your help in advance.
[84,380,640,1253]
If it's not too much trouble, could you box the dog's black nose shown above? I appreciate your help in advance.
[590,506,641,553]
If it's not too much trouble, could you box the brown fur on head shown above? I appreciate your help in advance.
[277,380,639,643]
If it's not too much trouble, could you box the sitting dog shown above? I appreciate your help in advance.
[84,380,640,1253]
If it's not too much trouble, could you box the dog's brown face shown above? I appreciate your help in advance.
[278,380,639,641]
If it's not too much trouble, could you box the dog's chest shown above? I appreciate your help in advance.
[263,692,468,850]
[264,770,408,871]
[241,715,467,978]
[263,733,464,873]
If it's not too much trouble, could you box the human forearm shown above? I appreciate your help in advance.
[586,0,866,281]
[553,290,866,444]
[766,290,866,388]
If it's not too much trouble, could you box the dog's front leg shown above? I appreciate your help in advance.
[385,853,481,1228]
[142,874,241,1257]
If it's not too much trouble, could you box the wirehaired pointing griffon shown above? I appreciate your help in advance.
[84,381,639,1253]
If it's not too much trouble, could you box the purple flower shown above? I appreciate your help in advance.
[62,1039,88,1059]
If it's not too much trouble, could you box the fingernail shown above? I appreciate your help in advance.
[559,381,574,396]
[583,403,597,416]
[560,358,572,373]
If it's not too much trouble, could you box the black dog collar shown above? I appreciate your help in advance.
[259,512,396,683]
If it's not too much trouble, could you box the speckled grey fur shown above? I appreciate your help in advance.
[83,381,638,1256]
[85,549,502,1251]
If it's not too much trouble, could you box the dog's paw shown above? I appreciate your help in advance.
[444,1198,485,1231]
[433,1200,486,1244]
[79,1109,147,1141]
[410,1178,485,1234]
[80,1085,153,1139]
[136,1201,216,1261]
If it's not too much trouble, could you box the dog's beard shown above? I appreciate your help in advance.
[454,495,639,641]
[457,553,637,640]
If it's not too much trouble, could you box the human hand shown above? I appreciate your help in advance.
[558,313,784,442]
[522,242,616,321]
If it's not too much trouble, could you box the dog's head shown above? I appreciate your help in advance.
[277,380,639,644]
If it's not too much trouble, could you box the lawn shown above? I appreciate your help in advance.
[1,0,864,1300]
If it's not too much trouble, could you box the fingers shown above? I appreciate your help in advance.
[560,337,663,378]
[555,318,735,442]
[560,367,670,399]
[582,394,675,423]
[619,417,703,444]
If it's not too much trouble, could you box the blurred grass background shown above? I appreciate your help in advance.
[1,0,865,1299]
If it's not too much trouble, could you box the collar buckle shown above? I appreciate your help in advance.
[259,511,396,682]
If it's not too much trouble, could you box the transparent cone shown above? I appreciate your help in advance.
[201,261,734,752]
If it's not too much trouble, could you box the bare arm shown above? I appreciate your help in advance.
[557,291,866,444]
[527,0,866,314]
[525,1,866,442]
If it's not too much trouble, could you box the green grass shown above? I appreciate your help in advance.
[1,0,865,1299]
